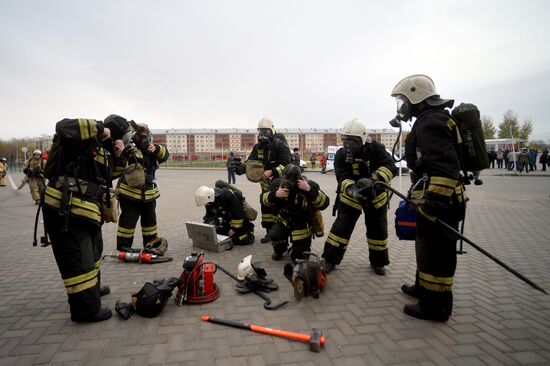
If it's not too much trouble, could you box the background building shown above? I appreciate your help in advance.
[152,127,406,160]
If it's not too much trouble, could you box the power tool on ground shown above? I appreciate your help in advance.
[109,250,172,264]
[175,252,220,305]
[284,252,327,300]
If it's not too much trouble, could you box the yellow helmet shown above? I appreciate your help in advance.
[341,119,368,144]
[257,117,275,135]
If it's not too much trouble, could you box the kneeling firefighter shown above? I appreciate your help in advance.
[195,182,255,246]
[42,117,129,322]
[322,119,397,275]
[115,120,170,255]
[262,164,330,262]
[391,74,466,321]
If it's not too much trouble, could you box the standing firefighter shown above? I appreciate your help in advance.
[0,158,7,187]
[322,119,397,275]
[24,150,46,204]
[195,182,255,246]
[262,164,330,262]
[116,121,170,255]
[43,117,129,322]
[247,117,291,243]
[391,74,466,321]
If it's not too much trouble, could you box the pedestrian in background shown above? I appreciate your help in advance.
[226,151,238,184]
[529,148,537,171]
[496,149,504,169]
[310,154,317,169]
[540,148,548,171]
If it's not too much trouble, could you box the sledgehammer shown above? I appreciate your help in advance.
[201,315,325,352]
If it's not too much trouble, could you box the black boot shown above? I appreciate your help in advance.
[260,234,271,244]
[401,284,419,298]
[271,252,283,261]
[370,264,386,276]
[403,303,448,322]
[71,308,112,323]
[325,262,336,273]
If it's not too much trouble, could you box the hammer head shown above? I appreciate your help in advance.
[309,328,323,352]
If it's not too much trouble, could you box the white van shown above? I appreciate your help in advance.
[325,145,408,173]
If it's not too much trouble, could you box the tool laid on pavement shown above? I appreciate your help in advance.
[216,258,288,310]
[284,252,327,300]
[109,250,173,264]
[175,252,220,305]
[372,180,548,295]
[201,315,325,352]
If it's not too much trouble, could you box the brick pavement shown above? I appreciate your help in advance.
[0,168,549,365]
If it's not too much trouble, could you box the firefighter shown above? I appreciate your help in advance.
[23,150,46,204]
[0,158,7,187]
[43,117,129,322]
[116,121,170,254]
[322,119,397,275]
[247,117,291,243]
[262,164,330,262]
[391,74,466,321]
[195,185,255,245]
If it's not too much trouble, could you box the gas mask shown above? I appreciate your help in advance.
[395,96,413,122]
[135,128,153,149]
[257,128,273,146]
[342,137,363,162]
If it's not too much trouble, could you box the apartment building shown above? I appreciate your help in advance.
[151,127,403,159]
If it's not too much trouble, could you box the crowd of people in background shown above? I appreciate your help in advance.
[487,147,549,172]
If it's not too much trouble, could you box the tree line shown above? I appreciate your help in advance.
[481,109,538,144]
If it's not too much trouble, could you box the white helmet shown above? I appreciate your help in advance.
[257,117,275,134]
[194,186,215,206]
[341,119,369,144]
[391,74,438,105]
[237,255,255,280]
[33,149,42,156]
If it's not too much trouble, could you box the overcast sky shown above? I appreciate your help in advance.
[1,0,549,141]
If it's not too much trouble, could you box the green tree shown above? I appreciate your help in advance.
[519,119,533,141]
[498,110,520,138]
[481,115,496,139]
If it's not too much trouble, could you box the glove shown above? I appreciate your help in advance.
[350,185,368,203]
[418,198,449,223]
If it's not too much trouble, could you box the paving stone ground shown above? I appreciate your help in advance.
[0,168,549,365]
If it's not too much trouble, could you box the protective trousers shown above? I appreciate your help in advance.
[322,197,389,266]
[29,177,44,201]
[259,181,276,232]
[269,217,312,261]
[44,207,103,319]
[117,197,158,251]
[414,210,460,319]
[216,224,255,245]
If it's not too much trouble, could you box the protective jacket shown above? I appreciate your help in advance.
[322,141,397,267]
[116,142,169,202]
[405,106,465,320]
[247,134,291,230]
[203,187,255,245]
[44,119,124,225]
[262,177,329,261]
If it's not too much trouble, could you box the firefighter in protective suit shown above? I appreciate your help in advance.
[24,150,46,204]
[0,158,7,187]
[43,117,129,322]
[262,164,330,262]
[247,117,291,243]
[116,121,170,254]
[195,185,255,246]
[322,119,397,275]
[391,74,466,321]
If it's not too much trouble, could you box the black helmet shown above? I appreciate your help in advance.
[284,164,302,180]
[104,114,131,141]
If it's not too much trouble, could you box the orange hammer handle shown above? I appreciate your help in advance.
[250,325,326,345]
